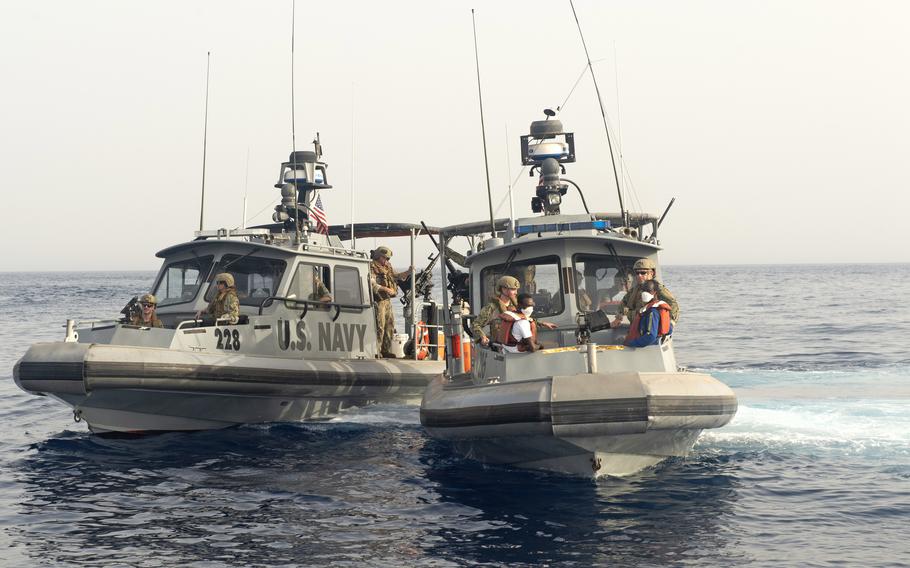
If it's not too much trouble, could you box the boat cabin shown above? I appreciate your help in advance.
[448,212,664,349]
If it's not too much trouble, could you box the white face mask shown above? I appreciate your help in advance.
[641,291,655,303]
[521,306,534,317]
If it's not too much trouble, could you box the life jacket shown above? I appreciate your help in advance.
[626,300,672,343]
[415,321,430,360]
[498,311,537,349]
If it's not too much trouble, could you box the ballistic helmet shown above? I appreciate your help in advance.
[139,293,157,306]
[373,246,393,259]
[215,273,235,288]
[496,276,521,291]
[632,258,657,271]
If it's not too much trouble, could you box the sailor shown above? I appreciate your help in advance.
[499,293,545,353]
[473,277,557,346]
[611,259,678,328]
[370,246,413,358]
[597,271,632,309]
[130,293,163,328]
[624,280,673,347]
[205,272,240,324]
[309,269,332,303]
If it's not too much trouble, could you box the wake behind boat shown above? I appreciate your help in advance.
[14,142,446,433]
[420,113,737,477]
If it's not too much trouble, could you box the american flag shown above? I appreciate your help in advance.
[311,194,329,234]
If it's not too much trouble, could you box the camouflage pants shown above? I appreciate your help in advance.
[374,299,395,355]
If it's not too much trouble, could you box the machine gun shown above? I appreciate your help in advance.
[420,221,469,305]
[119,296,141,324]
[400,253,440,309]
[575,308,613,345]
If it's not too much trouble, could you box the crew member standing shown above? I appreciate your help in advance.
[370,246,413,358]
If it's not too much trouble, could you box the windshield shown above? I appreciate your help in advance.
[572,253,638,312]
[203,254,288,306]
[479,255,564,317]
[153,255,214,307]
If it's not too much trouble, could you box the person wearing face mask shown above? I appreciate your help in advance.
[624,280,673,347]
[499,293,547,353]
[610,258,679,328]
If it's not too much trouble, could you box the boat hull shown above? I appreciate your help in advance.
[15,342,444,433]
[420,371,737,478]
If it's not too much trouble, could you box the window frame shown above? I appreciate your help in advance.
[571,253,639,311]
[152,255,215,308]
[203,254,289,307]
[332,264,364,309]
[479,254,565,318]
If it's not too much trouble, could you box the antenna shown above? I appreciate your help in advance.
[505,123,514,226]
[290,0,301,244]
[198,51,211,231]
[241,147,250,229]
[568,0,625,220]
[471,9,496,237]
[350,83,356,246]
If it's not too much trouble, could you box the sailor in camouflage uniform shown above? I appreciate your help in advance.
[130,293,164,328]
[472,276,558,346]
[370,246,413,358]
[471,276,521,346]
[611,258,679,328]
[206,272,240,324]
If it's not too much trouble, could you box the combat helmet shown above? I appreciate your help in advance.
[633,258,657,271]
[215,273,235,287]
[139,293,157,306]
[372,246,393,260]
[496,275,521,292]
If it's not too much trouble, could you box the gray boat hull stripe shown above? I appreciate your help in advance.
[420,395,738,428]
[18,362,84,381]
[20,361,431,388]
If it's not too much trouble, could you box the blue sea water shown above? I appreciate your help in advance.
[0,265,907,567]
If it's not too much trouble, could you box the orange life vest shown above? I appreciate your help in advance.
[626,300,672,343]
[415,321,430,360]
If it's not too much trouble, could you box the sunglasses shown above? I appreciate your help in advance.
[141,303,155,308]
[216,281,226,286]
[635,270,651,275]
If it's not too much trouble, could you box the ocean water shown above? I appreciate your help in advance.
[0,265,907,567]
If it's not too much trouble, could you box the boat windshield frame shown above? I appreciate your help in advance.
[479,254,566,318]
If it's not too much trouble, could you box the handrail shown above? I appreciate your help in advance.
[257,295,371,322]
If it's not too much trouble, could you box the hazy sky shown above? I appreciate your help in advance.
[1,0,908,270]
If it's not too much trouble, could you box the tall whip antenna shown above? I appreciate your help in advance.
[198,51,211,231]
[290,0,302,243]
[568,0,625,220]
[471,9,496,237]
[241,147,250,229]
[350,83,356,246]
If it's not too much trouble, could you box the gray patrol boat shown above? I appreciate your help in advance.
[14,140,445,433]
[420,113,737,478]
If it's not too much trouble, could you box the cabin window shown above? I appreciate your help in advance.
[288,263,332,303]
[480,255,564,317]
[153,255,214,307]
[572,254,638,312]
[333,265,363,306]
[205,255,288,306]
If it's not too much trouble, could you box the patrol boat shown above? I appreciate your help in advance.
[13,140,446,433]
[420,113,737,478]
